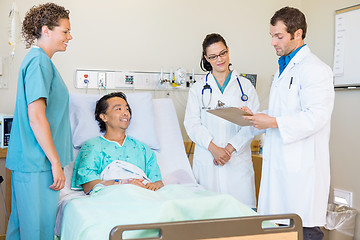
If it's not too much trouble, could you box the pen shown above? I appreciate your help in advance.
[289,77,293,89]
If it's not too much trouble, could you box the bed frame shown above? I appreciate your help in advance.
[109,214,303,240]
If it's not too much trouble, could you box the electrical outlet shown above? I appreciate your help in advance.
[333,188,353,207]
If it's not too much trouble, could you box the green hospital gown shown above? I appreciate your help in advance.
[71,136,162,190]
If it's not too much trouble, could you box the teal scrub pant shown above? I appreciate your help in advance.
[6,171,59,240]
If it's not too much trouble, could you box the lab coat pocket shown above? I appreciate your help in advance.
[284,83,301,113]
[282,142,301,172]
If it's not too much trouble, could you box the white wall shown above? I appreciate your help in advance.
[0,0,301,126]
[302,1,360,239]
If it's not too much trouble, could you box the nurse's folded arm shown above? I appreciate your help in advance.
[28,98,65,191]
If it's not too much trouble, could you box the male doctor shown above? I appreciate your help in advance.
[243,7,334,240]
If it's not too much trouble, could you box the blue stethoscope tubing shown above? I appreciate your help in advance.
[202,72,248,108]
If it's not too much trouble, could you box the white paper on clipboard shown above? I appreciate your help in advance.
[207,107,253,126]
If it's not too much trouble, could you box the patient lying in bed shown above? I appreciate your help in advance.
[71,92,164,194]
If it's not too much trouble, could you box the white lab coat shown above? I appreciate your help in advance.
[257,45,335,227]
[184,70,260,208]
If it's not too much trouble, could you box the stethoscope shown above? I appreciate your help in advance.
[201,72,248,109]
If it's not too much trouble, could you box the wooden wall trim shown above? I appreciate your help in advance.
[0,148,9,235]
[5,169,11,233]
[0,149,7,159]
[184,141,195,154]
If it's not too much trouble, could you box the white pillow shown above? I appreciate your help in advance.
[69,92,160,151]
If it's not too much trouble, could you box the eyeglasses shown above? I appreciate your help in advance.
[207,50,228,61]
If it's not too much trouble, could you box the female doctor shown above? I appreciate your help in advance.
[184,33,260,208]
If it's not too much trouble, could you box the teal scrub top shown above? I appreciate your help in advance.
[71,136,162,190]
[214,71,232,93]
[6,47,73,172]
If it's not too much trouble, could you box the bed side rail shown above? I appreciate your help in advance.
[109,214,303,240]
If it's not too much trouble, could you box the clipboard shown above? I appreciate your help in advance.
[207,107,253,126]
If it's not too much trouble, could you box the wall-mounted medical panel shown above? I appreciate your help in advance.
[74,69,205,91]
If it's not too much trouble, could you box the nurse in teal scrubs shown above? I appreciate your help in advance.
[6,3,73,240]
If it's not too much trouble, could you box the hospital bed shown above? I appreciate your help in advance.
[57,92,303,240]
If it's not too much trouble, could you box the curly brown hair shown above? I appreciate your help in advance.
[22,3,70,48]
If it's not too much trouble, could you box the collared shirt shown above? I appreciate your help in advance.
[278,44,306,77]
[214,71,232,93]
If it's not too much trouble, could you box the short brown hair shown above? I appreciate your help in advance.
[22,3,70,48]
[270,6,307,39]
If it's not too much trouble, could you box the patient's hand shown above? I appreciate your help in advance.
[127,178,146,188]
[145,181,164,191]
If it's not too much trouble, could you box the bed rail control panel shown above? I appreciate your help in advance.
[0,114,13,149]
